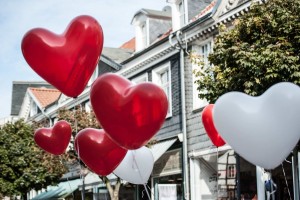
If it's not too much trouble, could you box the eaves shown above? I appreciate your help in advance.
[29,86,91,122]
[100,55,122,70]
[119,0,252,79]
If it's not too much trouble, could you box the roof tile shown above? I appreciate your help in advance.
[29,87,61,108]
[119,37,136,51]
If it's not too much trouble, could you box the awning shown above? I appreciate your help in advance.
[150,138,177,162]
[31,178,81,200]
[78,173,118,190]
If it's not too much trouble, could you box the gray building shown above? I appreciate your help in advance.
[13,0,300,199]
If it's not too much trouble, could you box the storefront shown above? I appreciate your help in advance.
[190,144,300,200]
[151,145,183,200]
[189,146,257,200]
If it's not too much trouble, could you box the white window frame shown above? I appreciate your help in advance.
[152,62,172,118]
[192,40,213,110]
[30,101,38,117]
[131,73,148,84]
[179,1,185,27]
[85,100,92,113]
[88,66,99,86]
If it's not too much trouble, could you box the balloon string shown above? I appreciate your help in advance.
[132,151,146,184]
[72,97,84,200]
[132,151,151,199]
[216,147,219,199]
[281,163,292,200]
[66,177,75,199]
[143,184,151,200]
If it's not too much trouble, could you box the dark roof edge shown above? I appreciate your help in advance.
[121,13,212,64]
[100,55,122,70]
[12,81,48,84]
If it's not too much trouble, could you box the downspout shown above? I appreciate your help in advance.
[169,31,190,200]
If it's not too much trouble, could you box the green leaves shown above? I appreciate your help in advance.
[193,0,300,102]
[0,119,66,197]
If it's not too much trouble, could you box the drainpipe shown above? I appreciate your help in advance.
[169,31,190,200]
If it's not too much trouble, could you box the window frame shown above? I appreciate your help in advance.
[152,62,172,118]
[131,73,148,84]
[88,66,99,86]
[192,39,213,111]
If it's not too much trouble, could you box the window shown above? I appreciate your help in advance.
[85,101,92,113]
[179,1,185,27]
[131,73,148,84]
[227,165,235,178]
[88,67,99,86]
[141,23,147,48]
[152,63,172,117]
[192,40,213,110]
[30,101,38,117]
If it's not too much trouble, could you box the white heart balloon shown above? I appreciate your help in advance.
[213,82,300,169]
[113,146,154,184]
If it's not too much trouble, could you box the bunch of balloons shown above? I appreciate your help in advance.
[22,15,169,184]
[203,82,300,170]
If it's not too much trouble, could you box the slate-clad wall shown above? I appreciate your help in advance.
[98,61,118,75]
[11,82,53,116]
[188,0,214,21]
[149,19,172,44]
[184,54,212,153]
[129,54,182,141]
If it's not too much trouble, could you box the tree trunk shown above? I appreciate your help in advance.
[102,176,121,200]
[22,193,28,200]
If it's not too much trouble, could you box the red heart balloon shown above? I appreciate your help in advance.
[34,120,72,155]
[90,73,168,150]
[74,128,127,176]
[21,15,104,97]
[202,104,226,147]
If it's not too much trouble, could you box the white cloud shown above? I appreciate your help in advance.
[0,0,167,118]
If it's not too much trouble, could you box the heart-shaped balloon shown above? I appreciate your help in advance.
[21,15,104,97]
[114,146,154,184]
[90,73,168,150]
[202,104,226,147]
[74,128,127,176]
[34,120,72,155]
[213,82,300,169]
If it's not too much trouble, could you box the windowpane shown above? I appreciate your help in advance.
[152,63,172,117]
[192,41,213,110]
[179,2,185,26]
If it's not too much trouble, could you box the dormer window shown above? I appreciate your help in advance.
[141,23,148,48]
[167,0,186,31]
[179,1,185,27]
[131,8,172,52]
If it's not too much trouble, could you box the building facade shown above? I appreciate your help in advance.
[10,0,300,199]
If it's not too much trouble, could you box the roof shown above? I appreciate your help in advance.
[28,87,61,108]
[11,81,53,116]
[131,7,172,24]
[150,138,177,161]
[119,37,136,51]
[190,0,217,22]
[31,179,81,200]
[102,47,133,64]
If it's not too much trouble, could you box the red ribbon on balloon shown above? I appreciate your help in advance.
[90,73,168,150]
[202,104,226,147]
[34,120,72,155]
[21,15,104,97]
[74,128,127,176]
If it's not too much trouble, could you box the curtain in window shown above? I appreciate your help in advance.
[158,184,177,200]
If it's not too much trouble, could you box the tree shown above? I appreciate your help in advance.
[0,119,66,200]
[56,106,123,200]
[193,0,300,102]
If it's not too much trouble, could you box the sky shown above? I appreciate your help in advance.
[0,0,168,118]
